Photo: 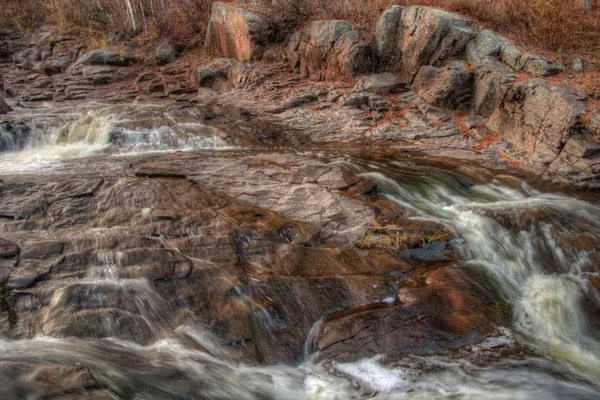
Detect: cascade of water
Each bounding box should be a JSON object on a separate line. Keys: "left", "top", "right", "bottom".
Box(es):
{"left": 0, "top": 125, "right": 16, "bottom": 152}
{"left": 2, "top": 149, "right": 600, "bottom": 398}
{"left": 0, "top": 104, "right": 237, "bottom": 173}
{"left": 355, "top": 160, "right": 600, "bottom": 378}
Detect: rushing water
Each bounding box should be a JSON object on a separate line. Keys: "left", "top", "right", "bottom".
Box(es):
{"left": 0, "top": 104, "right": 236, "bottom": 173}
{"left": 1, "top": 105, "right": 600, "bottom": 399}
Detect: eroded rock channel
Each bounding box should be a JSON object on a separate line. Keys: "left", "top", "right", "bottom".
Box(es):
{"left": 0, "top": 100, "right": 599, "bottom": 399}
{"left": 1, "top": 3, "right": 600, "bottom": 399}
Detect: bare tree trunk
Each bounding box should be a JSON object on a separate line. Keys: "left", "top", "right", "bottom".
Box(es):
{"left": 139, "top": 0, "right": 147, "bottom": 32}
{"left": 125, "top": 0, "right": 137, "bottom": 31}
{"left": 583, "top": 0, "right": 593, "bottom": 11}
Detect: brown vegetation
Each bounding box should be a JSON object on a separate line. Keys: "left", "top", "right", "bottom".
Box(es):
{"left": 251, "top": 0, "right": 599, "bottom": 60}
{"left": 355, "top": 225, "right": 450, "bottom": 252}
{"left": 0, "top": 0, "right": 214, "bottom": 47}
{"left": 0, "top": 0, "right": 599, "bottom": 60}
{"left": 397, "top": 0, "right": 600, "bottom": 59}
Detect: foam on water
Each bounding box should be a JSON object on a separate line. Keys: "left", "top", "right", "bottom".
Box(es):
{"left": 334, "top": 358, "right": 412, "bottom": 393}
{"left": 2, "top": 143, "right": 600, "bottom": 397}
{"left": 355, "top": 159, "right": 600, "bottom": 384}
{"left": 0, "top": 104, "right": 238, "bottom": 173}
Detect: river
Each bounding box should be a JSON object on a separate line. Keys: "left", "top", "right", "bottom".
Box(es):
{"left": 0, "top": 102, "right": 599, "bottom": 399}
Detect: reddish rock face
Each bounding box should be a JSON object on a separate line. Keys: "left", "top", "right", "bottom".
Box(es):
{"left": 204, "top": 2, "right": 268, "bottom": 61}
{"left": 315, "top": 264, "right": 500, "bottom": 361}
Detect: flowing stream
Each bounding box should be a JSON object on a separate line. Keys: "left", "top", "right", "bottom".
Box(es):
{"left": 1, "top": 104, "right": 600, "bottom": 399}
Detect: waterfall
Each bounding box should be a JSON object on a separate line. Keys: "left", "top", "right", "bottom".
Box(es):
{"left": 356, "top": 160, "right": 600, "bottom": 378}
{"left": 0, "top": 125, "right": 16, "bottom": 152}
{"left": 0, "top": 103, "right": 237, "bottom": 173}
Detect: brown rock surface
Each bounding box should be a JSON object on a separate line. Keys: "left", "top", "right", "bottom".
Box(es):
{"left": 205, "top": 2, "right": 268, "bottom": 61}
{"left": 316, "top": 265, "right": 500, "bottom": 361}
{"left": 0, "top": 149, "right": 503, "bottom": 367}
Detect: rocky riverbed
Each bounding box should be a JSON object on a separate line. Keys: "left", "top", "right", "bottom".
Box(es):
{"left": 1, "top": 2, "right": 600, "bottom": 399}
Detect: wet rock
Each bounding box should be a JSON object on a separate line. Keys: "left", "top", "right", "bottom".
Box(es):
{"left": 0, "top": 238, "right": 19, "bottom": 283}
{"left": 44, "top": 308, "right": 157, "bottom": 344}
{"left": 183, "top": 154, "right": 375, "bottom": 246}
{"left": 0, "top": 239, "right": 19, "bottom": 260}
{"left": 0, "top": 362, "right": 103, "bottom": 399}
{"left": 353, "top": 73, "right": 402, "bottom": 94}
{"left": 136, "top": 165, "right": 187, "bottom": 178}
{"left": 487, "top": 79, "right": 587, "bottom": 169}
{"left": 412, "top": 63, "right": 474, "bottom": 110}
{"left": 473, "top": 60, "right": 516, "bottom": 117}
{"left": 316, "top": 265, "right": 498, "bottom": 361}
{"left": 156, "top": 41, "right": 177, "bottom": 64}
{"left": 205, "top": 2, "right": 268, "bottom": 61}
{"left": 21, "top": 241, "right": 64, "bottom": 259}
{"left": 287, "top": 20, "right": 378, "bottom": 81}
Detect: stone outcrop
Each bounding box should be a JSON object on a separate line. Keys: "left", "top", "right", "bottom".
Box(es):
{"left": 369, "top": 5, "right": 595, "bottom": 185}
{"left": 155, "top": 41, "right": 177, "bottom": 64}
{"left": 375, "top": 6, "right": 475, "bottom": 82}
{"left": 412, "top": 62, "right": 474, "bottom": 110}
{"left": 472, "top": 60, "right": 515, "bottom": 117}
{"left": 10, "top": 30, "right": 79, "bottom": 76}
{"left": 286, "top": 20, "right": 377, "bottom": 81}
{"left": 196, "top": 57, "right": 237, "bottom": 88}
{"left": 487, "top": 79, "right": 587, "bottom": 168}
{"left": 205, "top": 2, "right": 268, "bottom": 61}
{"left": 375, "top": 5, "right": 404, "bottom": 65}
{"left": 0, "top": 4, "right": 598, "bottom": 188}
{"left": 466, "top": 29, "right": 504, "bottom": 66}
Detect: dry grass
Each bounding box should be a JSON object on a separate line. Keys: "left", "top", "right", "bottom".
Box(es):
{"left": 1, "top": 0, "right": 599, "bottom": 62}
{"left": 395, "top": 0, "right": 600, "bottom": 61}
{"left": 356, "top": 226, "right": 450, "bottom": 250}
{"left": 250, "top": 0, "right": 600, "bottom": 62}
{"left": 0, "top": 0, "right": 213, "bottom": 47}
